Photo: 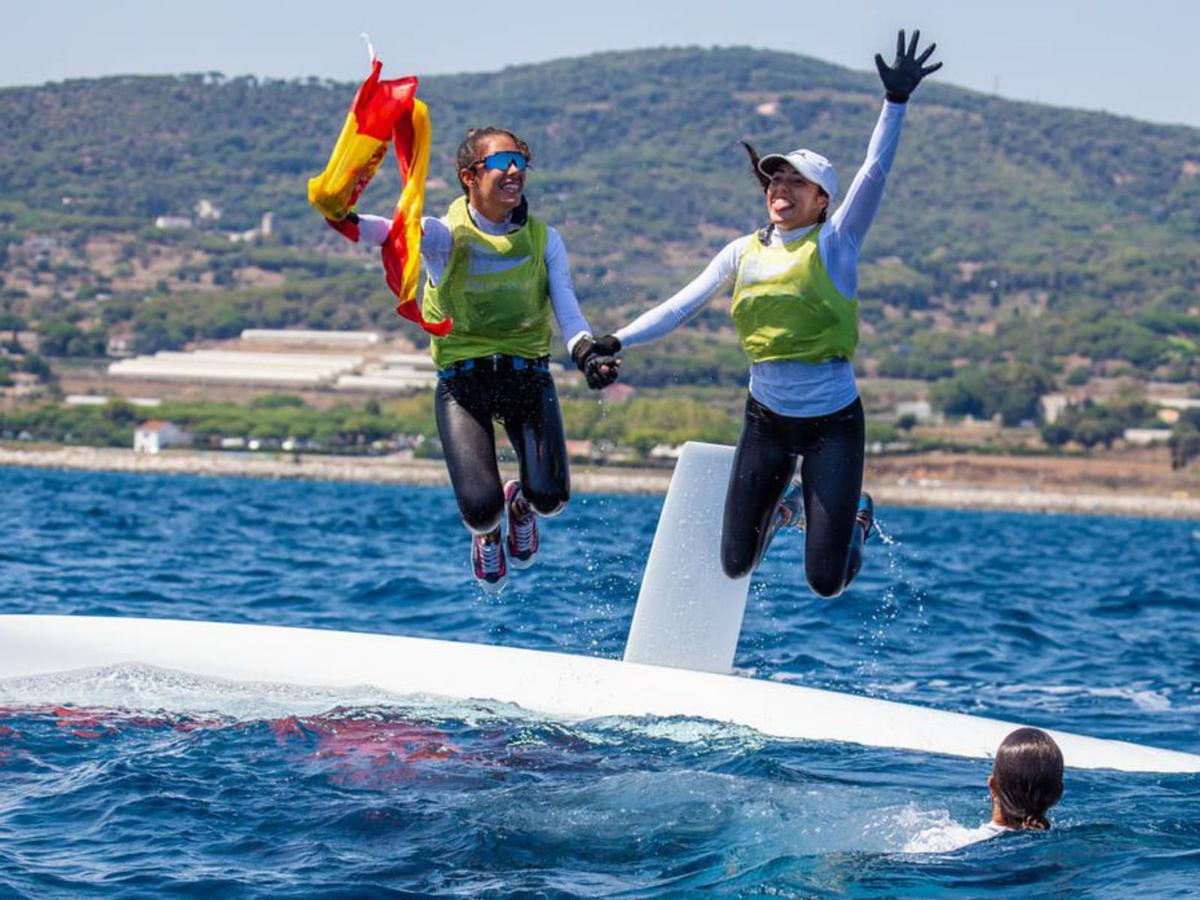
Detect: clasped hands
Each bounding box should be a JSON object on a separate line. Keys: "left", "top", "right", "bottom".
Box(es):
{"left": 572, "top": 334, "right": 622, "bottom": 390}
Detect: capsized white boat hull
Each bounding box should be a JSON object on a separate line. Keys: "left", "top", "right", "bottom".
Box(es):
{"left": 2, "top": 614, "right": 1197, "bottom": 773}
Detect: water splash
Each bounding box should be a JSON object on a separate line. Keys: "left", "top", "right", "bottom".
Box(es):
{"left": 855, "top": 513, "right": 929, "bottom": 689}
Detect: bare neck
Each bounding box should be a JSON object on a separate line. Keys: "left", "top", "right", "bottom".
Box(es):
{"left": 469, "top": 196, "right": 511, "bottom": 225}
{"left": 991, "top": 799, "right": 1009, "bottom": 828}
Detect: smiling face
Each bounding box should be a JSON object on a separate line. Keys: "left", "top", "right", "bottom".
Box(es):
{"left": 765, "top": 166, "right": 829, "bottom": 231}
{"left": 459, "top": 134, "right": 527, "bottom": 224}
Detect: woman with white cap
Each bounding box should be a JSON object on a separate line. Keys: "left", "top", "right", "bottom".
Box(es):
{"left": 595, "top": 31, "right": 941, "bottom": 596}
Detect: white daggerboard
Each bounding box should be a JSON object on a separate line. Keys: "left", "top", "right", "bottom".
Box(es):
{"left": 623, "top": 442, "right": 751, "bottom": 673}
{"left": 2, "top": 614, "right": 1199, "bottom": 773}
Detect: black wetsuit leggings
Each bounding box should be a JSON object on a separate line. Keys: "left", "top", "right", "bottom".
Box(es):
{"left": 435, "top": 366, "right": 570, "bottom": 535}
{"left": 722, "top": 395, "right": 866, "bottom": 597}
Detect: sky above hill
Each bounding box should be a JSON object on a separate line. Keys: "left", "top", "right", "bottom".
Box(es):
{"left": 7, "top": 0, "right": 1197, "bottom": 129}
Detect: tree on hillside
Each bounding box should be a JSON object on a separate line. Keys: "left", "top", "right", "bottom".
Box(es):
{"left": 1040, "top": 399, "right": 1128, "bottom": 450}
{"left": 1170, "top": 411, "right": 1200, "bottom": 469}
{"left": 35, "top": 318, "right": 106, "bottom": 358}
{"left": 931, "top": 366, "right": 988, "bottom": 419}
{"left": 0, "top": 311, "right": 24, "bottom": 339}
{"left": 931, "top": 362, "right": 1055, "bottom": 425}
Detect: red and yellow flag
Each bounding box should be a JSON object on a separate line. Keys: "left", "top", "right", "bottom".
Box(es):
{"left": 307, "top": 59, "right": 451, "bottom": 337}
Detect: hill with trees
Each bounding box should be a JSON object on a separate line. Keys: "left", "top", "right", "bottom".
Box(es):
{"left": 1, "top": 46, "right": 1197, "bottom": 452}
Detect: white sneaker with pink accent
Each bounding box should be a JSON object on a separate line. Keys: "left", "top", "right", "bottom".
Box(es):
{"left": 504, "top": 480, "right": 539, "bottom": 570}
{"left": 471, "top": 527, "right": 507, "bottom": 593}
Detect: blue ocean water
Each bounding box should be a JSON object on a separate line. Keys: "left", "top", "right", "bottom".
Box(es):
{"left": 1, "top": 465, "right": 1198, "bottom": 897}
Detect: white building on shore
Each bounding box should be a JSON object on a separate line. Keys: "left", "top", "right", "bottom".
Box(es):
{"left": 134, "top": 421, "right": 193, "bottom": 455}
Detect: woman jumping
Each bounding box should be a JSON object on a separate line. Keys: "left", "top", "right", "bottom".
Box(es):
{"left": 353, "top": 128, "right": 616, "bottom": 593}
{"left": 595, "top": 30, "right": 940, "bottom": 597}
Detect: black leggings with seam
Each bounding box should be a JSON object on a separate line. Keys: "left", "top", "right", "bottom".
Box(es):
{"left": 435, "top": 366, "right": 570, "bottom": 535}
{"left": 722, "top": 395, "right": 866, "bottom": 597}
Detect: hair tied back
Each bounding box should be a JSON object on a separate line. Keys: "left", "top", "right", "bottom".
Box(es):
{"left": 740, "top": 141, "right": 771, "bottom": 192}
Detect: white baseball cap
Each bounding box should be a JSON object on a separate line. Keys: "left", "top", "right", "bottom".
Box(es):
{"left": 757, "top": 149, "right": 837, "bottom": 200}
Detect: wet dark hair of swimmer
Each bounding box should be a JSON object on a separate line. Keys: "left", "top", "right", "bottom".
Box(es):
{"left": 990, "top": 727, "right": 1064, "bottom": 830}
{"left": 740, "top": 140, "right": 829, "bottom": 225}
{"left": 455, "top": 126, "right": 533, "bottom": 194}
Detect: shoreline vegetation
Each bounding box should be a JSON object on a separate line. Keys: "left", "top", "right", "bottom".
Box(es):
{"left": 4, "top": 445, "right": 1198, "bottom": 520}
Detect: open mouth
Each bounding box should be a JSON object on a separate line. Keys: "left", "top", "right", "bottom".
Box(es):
{"left": 771, "top": 197, "right": 794, "bottom": 214}
{"left": 499, "top": 177, "right": 523, "bottom": 197}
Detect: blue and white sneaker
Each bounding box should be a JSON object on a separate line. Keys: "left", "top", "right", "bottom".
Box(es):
{"left": 855, "top": 491, "right": 876, "bottom": 541}
{"left": 767, "top": 479, "right": 804, "bottom": 548}
{"left": 504, "top": 480, "right": 538, "bottom": 569}
{"left": 777, "top": 479, "right": 805, "bottom": 531}
{"left": 471, "top": 528, "right": 507, "bottom": 593}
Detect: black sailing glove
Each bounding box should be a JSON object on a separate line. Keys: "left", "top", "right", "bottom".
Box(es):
{"left": 571, "top": 336, "right": 621, "bottom": 390}
{"left": 875, "top": 29, "right": 942, "bottom": 103}
{"left": 591, "top": 334, "right": 621, "bottom": 356}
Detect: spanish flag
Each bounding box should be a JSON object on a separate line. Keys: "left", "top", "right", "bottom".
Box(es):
{"left": 307, "top": 59, "right": 451, "bottom": 337}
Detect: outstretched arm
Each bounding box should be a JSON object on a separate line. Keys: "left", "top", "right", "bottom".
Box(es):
{"left": 578, "top": 239, "right": 746, "bottom": 389}
{"left": 827, "top": 101, "right": 906, "bottom": 250}
{"left": 614, "top": 238, "right": 747, "bottom": 348}
{"left": 827, "top": 30, "right": 940, "bottom": 258}
{"left": 875, "top": 28, "right": 942, "bottom": 104}
{"left": 343, "top": 212, "right": 453, "bottom": 282}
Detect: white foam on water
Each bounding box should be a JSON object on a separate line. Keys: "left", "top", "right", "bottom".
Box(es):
{"left": 997, "top": 682, "right": 1173, "bottom": 712}
{"left": 482, "top": 771, "right": 1000, "bottom": 860}
{"left": 762, "top": 677, "right": 1174, "bottom": 714}
{"left": 891, "top": 806, "right": 1003, "bottom": 854}
{"left": 0, "top": 663, "right": 768, "bottom": 751}
{"left": 865, "top": 680, "right": 920, "bottom": 695}
{"left": 583, "top": 714, "right": 767, "bottom": 748}
{"left": 0, "top": 662, "right": 593, "bottom": 735}
{"left": 0, "top": 663, "right": 399, "bottom": 720}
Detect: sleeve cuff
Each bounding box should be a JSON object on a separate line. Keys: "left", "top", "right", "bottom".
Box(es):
{"left": 357, "top": 214, "right": 393, "bottom": 247}
{"left": 566, "top": 331, "right": 592, "bottom": 355}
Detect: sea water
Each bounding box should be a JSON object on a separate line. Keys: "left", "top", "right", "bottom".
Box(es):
{"left": 0, "top": 466, "right": 1197, "bottom": 897}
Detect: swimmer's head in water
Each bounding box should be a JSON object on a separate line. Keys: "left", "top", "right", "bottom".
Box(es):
{"left": 989, "top": 727, "right": 1064, "bottom": 830}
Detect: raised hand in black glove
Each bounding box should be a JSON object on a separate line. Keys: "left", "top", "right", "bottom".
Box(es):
{"left": 875, "top": 29, "right": 942, "bottom": 104}
{"left": 571, "top": 335, "right": 622, "bottom": 390}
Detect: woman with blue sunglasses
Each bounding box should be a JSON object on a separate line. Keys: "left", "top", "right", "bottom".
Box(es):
{"left": 593, "top": 31, "right": 940, "bottom": 598}
{"left": 353, "top": 126, "right": 617, "bottom": 593}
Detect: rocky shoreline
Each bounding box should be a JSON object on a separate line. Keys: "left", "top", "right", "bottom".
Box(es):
{"left": 3, "top": 445, "right": 1199, "bottom": 520}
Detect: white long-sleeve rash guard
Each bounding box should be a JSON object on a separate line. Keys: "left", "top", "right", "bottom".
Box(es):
{"left": 356, "top": 205, "right": 592, "bottom": 354}
{"left": 614, "top": 99, "right": 908, "bottom": 418}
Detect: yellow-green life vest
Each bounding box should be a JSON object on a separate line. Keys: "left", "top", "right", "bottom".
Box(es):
{"left": 422, "top": 196, "right": 551, "bottom": 368}
{"left": 730, "top": 225, "right": 858, "bottom": 364}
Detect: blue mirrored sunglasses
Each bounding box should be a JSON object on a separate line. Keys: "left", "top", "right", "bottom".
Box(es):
{"left": 474, "top": 151, "right": 529, "bottom": 172}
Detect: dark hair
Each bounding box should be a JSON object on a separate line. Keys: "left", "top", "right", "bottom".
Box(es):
{"left": 455, "top": 127, "right": 532, "bottom": 195}
{"left": 740, "top": 140, "right": 771, "bottom": 193}
{"left": 740, "top": 140, "right": 828, "bottom": 224}
{"left": 991, "top": 727, "right": 1064, "bottom": 830}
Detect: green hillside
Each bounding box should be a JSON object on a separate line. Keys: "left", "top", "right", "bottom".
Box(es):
{"left": 1, "top": 46, "right": 1198, "bottom": 386}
